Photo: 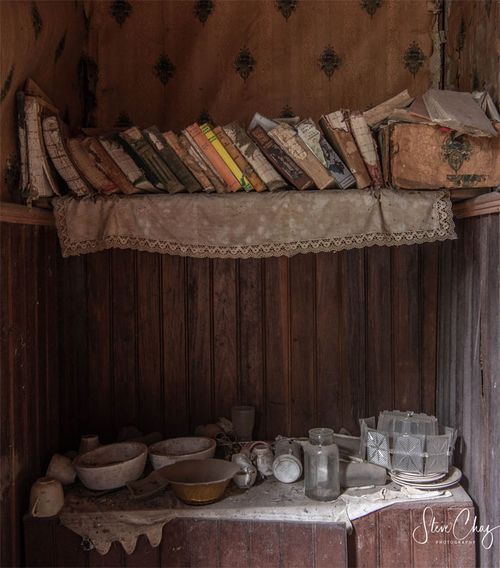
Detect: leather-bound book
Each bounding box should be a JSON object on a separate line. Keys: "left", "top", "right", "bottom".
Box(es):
{"left": 67, "top": 138, "right": 117, "bottom": 195}
{"left": 180, "top": 132, "right": 223, "bottom": 192}
{"left": 185, "top": 123, "right": 240, "bottom": 191}
{"left": 223, "top": 122, "right": 286, "bottom": 191}
{"left": 100, "top": 135, "right": 154, "bottom": 192}
{"left": 268, "top": 123, "right": 336, "bottom": 189}
{"left": 348, "top": 111, "right": 384, "bottom": 188}
{"left": 319, "top": 111, "right": 371, "bottom": 189}
{"left": 163, "top": 131, "right": 214, "bottom": 192}
{"left": 213, "top": 126, "right": 265, "bottom": 192}
{"left": 42, "top": 116, "right": 91, "bottom": 197}
{"left": 249, "top": 125, "right": 313, "bottom": 190}
{"left": 200, "top": 123, "right": 252, "bottom": 191}
{"left": 82, "top": 137, "right": 139, "bottom": 194}
{"left": 119, "top": 127, "right": 184, "bottom": 193}
{"left": 296, "top": 118, "right": 356, "bottom": 189}
{"left": 143, "top": 127, "right": 201, "bottom": 193}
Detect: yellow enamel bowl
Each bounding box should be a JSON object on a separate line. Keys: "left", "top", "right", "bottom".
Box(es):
{"left": 158, "top": 458, "right": 239, "bottom": 505}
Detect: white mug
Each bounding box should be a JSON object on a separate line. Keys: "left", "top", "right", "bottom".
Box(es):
{"left": 30, "top": 477, "right": 64, "bottom": 518}
{"left": 46, "top": 453, "right": 76, "bottom": 485}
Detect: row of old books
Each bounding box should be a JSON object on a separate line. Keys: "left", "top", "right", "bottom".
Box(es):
{"left": 17, "top": 81, "right": 499, "bottom": 203}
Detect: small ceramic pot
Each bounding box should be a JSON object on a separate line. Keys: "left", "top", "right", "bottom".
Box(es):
{"left": 233, "top": 466, "right": 257, "bottom": 489}
{"left": 46, "top": 453, "right": 76, "bottom": 485}
{"left": 30, "top": 477, "right": 64, "bottom": 518}
{"left": 78, "top": 434, "right": 100, "bottom": 454}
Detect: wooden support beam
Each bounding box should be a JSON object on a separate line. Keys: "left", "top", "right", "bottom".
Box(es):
{"left": 0, "top": 202, "right": 55, "bottom": 226}
{"left": 453, "top": 192, "right": 500, "bottom": 219}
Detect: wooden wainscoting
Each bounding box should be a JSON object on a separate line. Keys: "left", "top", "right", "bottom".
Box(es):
{"left": 58, "top": 243, "right": 440, "bottom": 450}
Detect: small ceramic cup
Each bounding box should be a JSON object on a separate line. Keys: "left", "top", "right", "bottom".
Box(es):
{"left": 78, "top": 434, "right": 100, "bottom": 454}
{"left": 231, "top": 406, "right": 255, "bottom": 441}
{"left": 46, "top": 453, "right": 76, "bottom": 485}
{"left": 29, "top": 477, "right": 64, "bottom": 518}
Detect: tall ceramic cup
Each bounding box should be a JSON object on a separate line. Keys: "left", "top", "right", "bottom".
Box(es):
{"left": 30, "top": 477, "right": 64, "bottom": 517}
{"left": 46, "top": 453, "right": 76, "bottom": 485}
{"left": 78, "top": 434, "right": 100, "bottom": 454}
{"left": 231, "top": 406, "right": 255, "bottom": 441}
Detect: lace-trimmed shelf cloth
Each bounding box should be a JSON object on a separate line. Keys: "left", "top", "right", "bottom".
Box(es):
{"left": 53, "top": 188, "right": 455, "bottom": 258}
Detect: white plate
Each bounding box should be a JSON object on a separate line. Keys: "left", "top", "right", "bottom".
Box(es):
{"left": 391, "top": 471, "right": 446, "bottom": 483}
{"left": 390, "top": 467, "right": 461, "bottom": 490}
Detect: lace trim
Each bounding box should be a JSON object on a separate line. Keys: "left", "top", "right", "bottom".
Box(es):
{"left": 54, "top": 192, "right": 456, "bottom": 258}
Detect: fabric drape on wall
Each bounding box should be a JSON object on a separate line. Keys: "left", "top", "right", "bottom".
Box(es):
{"left": 0, "top": 0, "right": 87, "bottom": 202}
{"left": 85, "top": 0, "right": 437, "bottom": 131}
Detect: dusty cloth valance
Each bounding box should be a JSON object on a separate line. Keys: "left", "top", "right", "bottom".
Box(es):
{"left": 53, "top": 189, "right": 455, "bottom": 258}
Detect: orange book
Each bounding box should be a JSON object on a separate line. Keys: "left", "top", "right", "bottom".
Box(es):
{"left": 185, "top": 123, "right": 241, "bottom": 192}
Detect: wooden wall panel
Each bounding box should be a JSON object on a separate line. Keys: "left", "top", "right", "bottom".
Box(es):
{"left": 60, "top": 244, "right": 440, "bottom": 443}
{"left": 0, "top": 223, "right": 61, "bottom": 567}
{"left": 437, "top": 214, "right": 500, "bottom": 568}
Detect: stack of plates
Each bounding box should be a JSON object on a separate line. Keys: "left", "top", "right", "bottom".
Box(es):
{"left": 390, "top": 466, "right": 461, "bottom": 489}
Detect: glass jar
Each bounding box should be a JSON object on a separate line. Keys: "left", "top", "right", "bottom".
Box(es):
{"left": 303, "top": 428, "right": 340, "bottom": 501}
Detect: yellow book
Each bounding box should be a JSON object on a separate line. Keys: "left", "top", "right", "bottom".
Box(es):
{"left": 200, "top": 123, "right": 253, "bottom": 191}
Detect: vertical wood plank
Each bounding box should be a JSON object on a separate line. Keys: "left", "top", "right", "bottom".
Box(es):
{"left": 212, "top": 259, "right": 238, "bottom": 421}
{"left": 136, "top": 252, "right": 163, "bottom": 434}
{"left": 186, "top": 258, "right": 213, "bottom": 432}
{"left": 314, "top": 523, "right": 347, "bottom": 568}
{"left": 446, "top": 507, "right": 476, "bottom": 568}
{"left": 86, "top": 251, "right": 113, "bottom": 442}
{"left": 280, "top": 523, "right": 314, "bottom": 568}
{"left": 378, "top": 509, "right": 412, "bottom": 568}
{"left": 238, "top": 259, "right": 265, "bottom": 438}
{"left": 249, "top": 521, "right": 280, "bottom": 567}
{"left": 88, "top": 543, "right": 123, "bottom": 567}
{"left": 54, "top": 523, "right": 88, "bottom": 567}
{"left": 392, "top": 246, "right": 421, "bottom": 411}
{"left": 185, "top": 519, "right": 218, "bottom": 567}
{"left": 289, "top": 254, "right": 316, "bottom": 436}
{"left": 161, "top": 518, "right": 189, "bottom": 567}
{"left": 339, "top": 249, "right": 366, "bottom": 433}
{"left": 263, "top": 257, "right": 290, "bottom": 437}
{"left": 111, "top": 249, "right": 137, "bottom": 432}
{"left": 1, "top": 223, "right": 14, "bottom": 568}
{"left": 348, "top": 515, "right": 377, "bottom": 568}
{"left": 412, "top": 507, "right": 448, "bottom": 568}
{"left": 420, "top": 243, "right": 439, "bottom": 415}
{"left": 162, "top": 255, "right": 189, "bottom": 436}
{"left": 366, "top": 247, "right": 393, "bottom": 418}
{"left": 23, "top": 516, "right": 57, "bottom": 568}
{"left": 315, "top": 253, "right": 342, "bottom": 431}
{"left": 218, "top": 520, "right": 250, "bottom": 568}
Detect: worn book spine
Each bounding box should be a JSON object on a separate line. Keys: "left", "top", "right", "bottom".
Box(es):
{"left": 179, "top": 132, "right": 223, "bottom": 193}
{"left": 100, "top": 135, "right": 153, "bottom": 192}
{"left": 164, "top": 131, "right": 214, "bottom": 192}
{"left": 84, "top": 137, "right": 140, "bottom": 195}
{"left": 223, "top": 122, "right": 286, "bottom": 191}
{"left": 319, "top": 113, "right": 371, "bottom": 189}
{"left": 143, "top": 127, "right": 201, "bottom": 193}
{"left": 213, "top": 126, "right": 265, "bottom": 192}
{"left": 348, "top": 111, "right": 384, "bottom": 188}
{"left": 67, "top": 138, "right": 116, "bottom": 194}
{"left": 249, "top": 125, "right": 314, "bottom": 190}
{"left": 23, "top": 96, "right": 60, "bottom": 201}
{"left": 186, "top": 123, "right": 240, "bottom": 192}
{"left": 363, "top": 89, "right": 413, "bottom": 128}
{"left": 16, "top": 91, "right": 30, "bottom": 198}
{"left": 42, "top": 116, "right": 91, "bottom": 197}
{"left": 201, "top": 123, "right": 252, "bottom": 191}
{"left": 268, "top": 123, "right": 336, "bottom": 190}
{"left": 120, "top": 127, "right": 184, "bottom": 193}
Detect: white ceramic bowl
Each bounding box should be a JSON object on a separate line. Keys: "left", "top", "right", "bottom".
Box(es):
{"left": 74, "top": 442, "right": 147, "bottom": 490}
{"left": 149, "top": 437, "right": 216, "bottom": 470}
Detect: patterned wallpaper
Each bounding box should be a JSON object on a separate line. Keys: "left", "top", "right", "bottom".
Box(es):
{"left": 0, "top": 0, "right": 87, "bottom": 202}
{"left": 1, "top": 0, "right": 440, "bottom": 202}
{"left": 85, "top": 0, "right": 437, "bottom": 131}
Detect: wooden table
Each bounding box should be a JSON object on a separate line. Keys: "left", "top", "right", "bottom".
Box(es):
{"left": 24, "top": 485, "right": 475, "bottom": 567}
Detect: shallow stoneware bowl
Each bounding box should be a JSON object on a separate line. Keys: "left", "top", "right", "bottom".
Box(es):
{"left": 149, "top": 437, "right": 216, "bottom": 470}
{"left": 74, "top": 442, "right": 147, "bottom": 491}
{"left": 158, "top": 458, "right": 239, "bottom": 505}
